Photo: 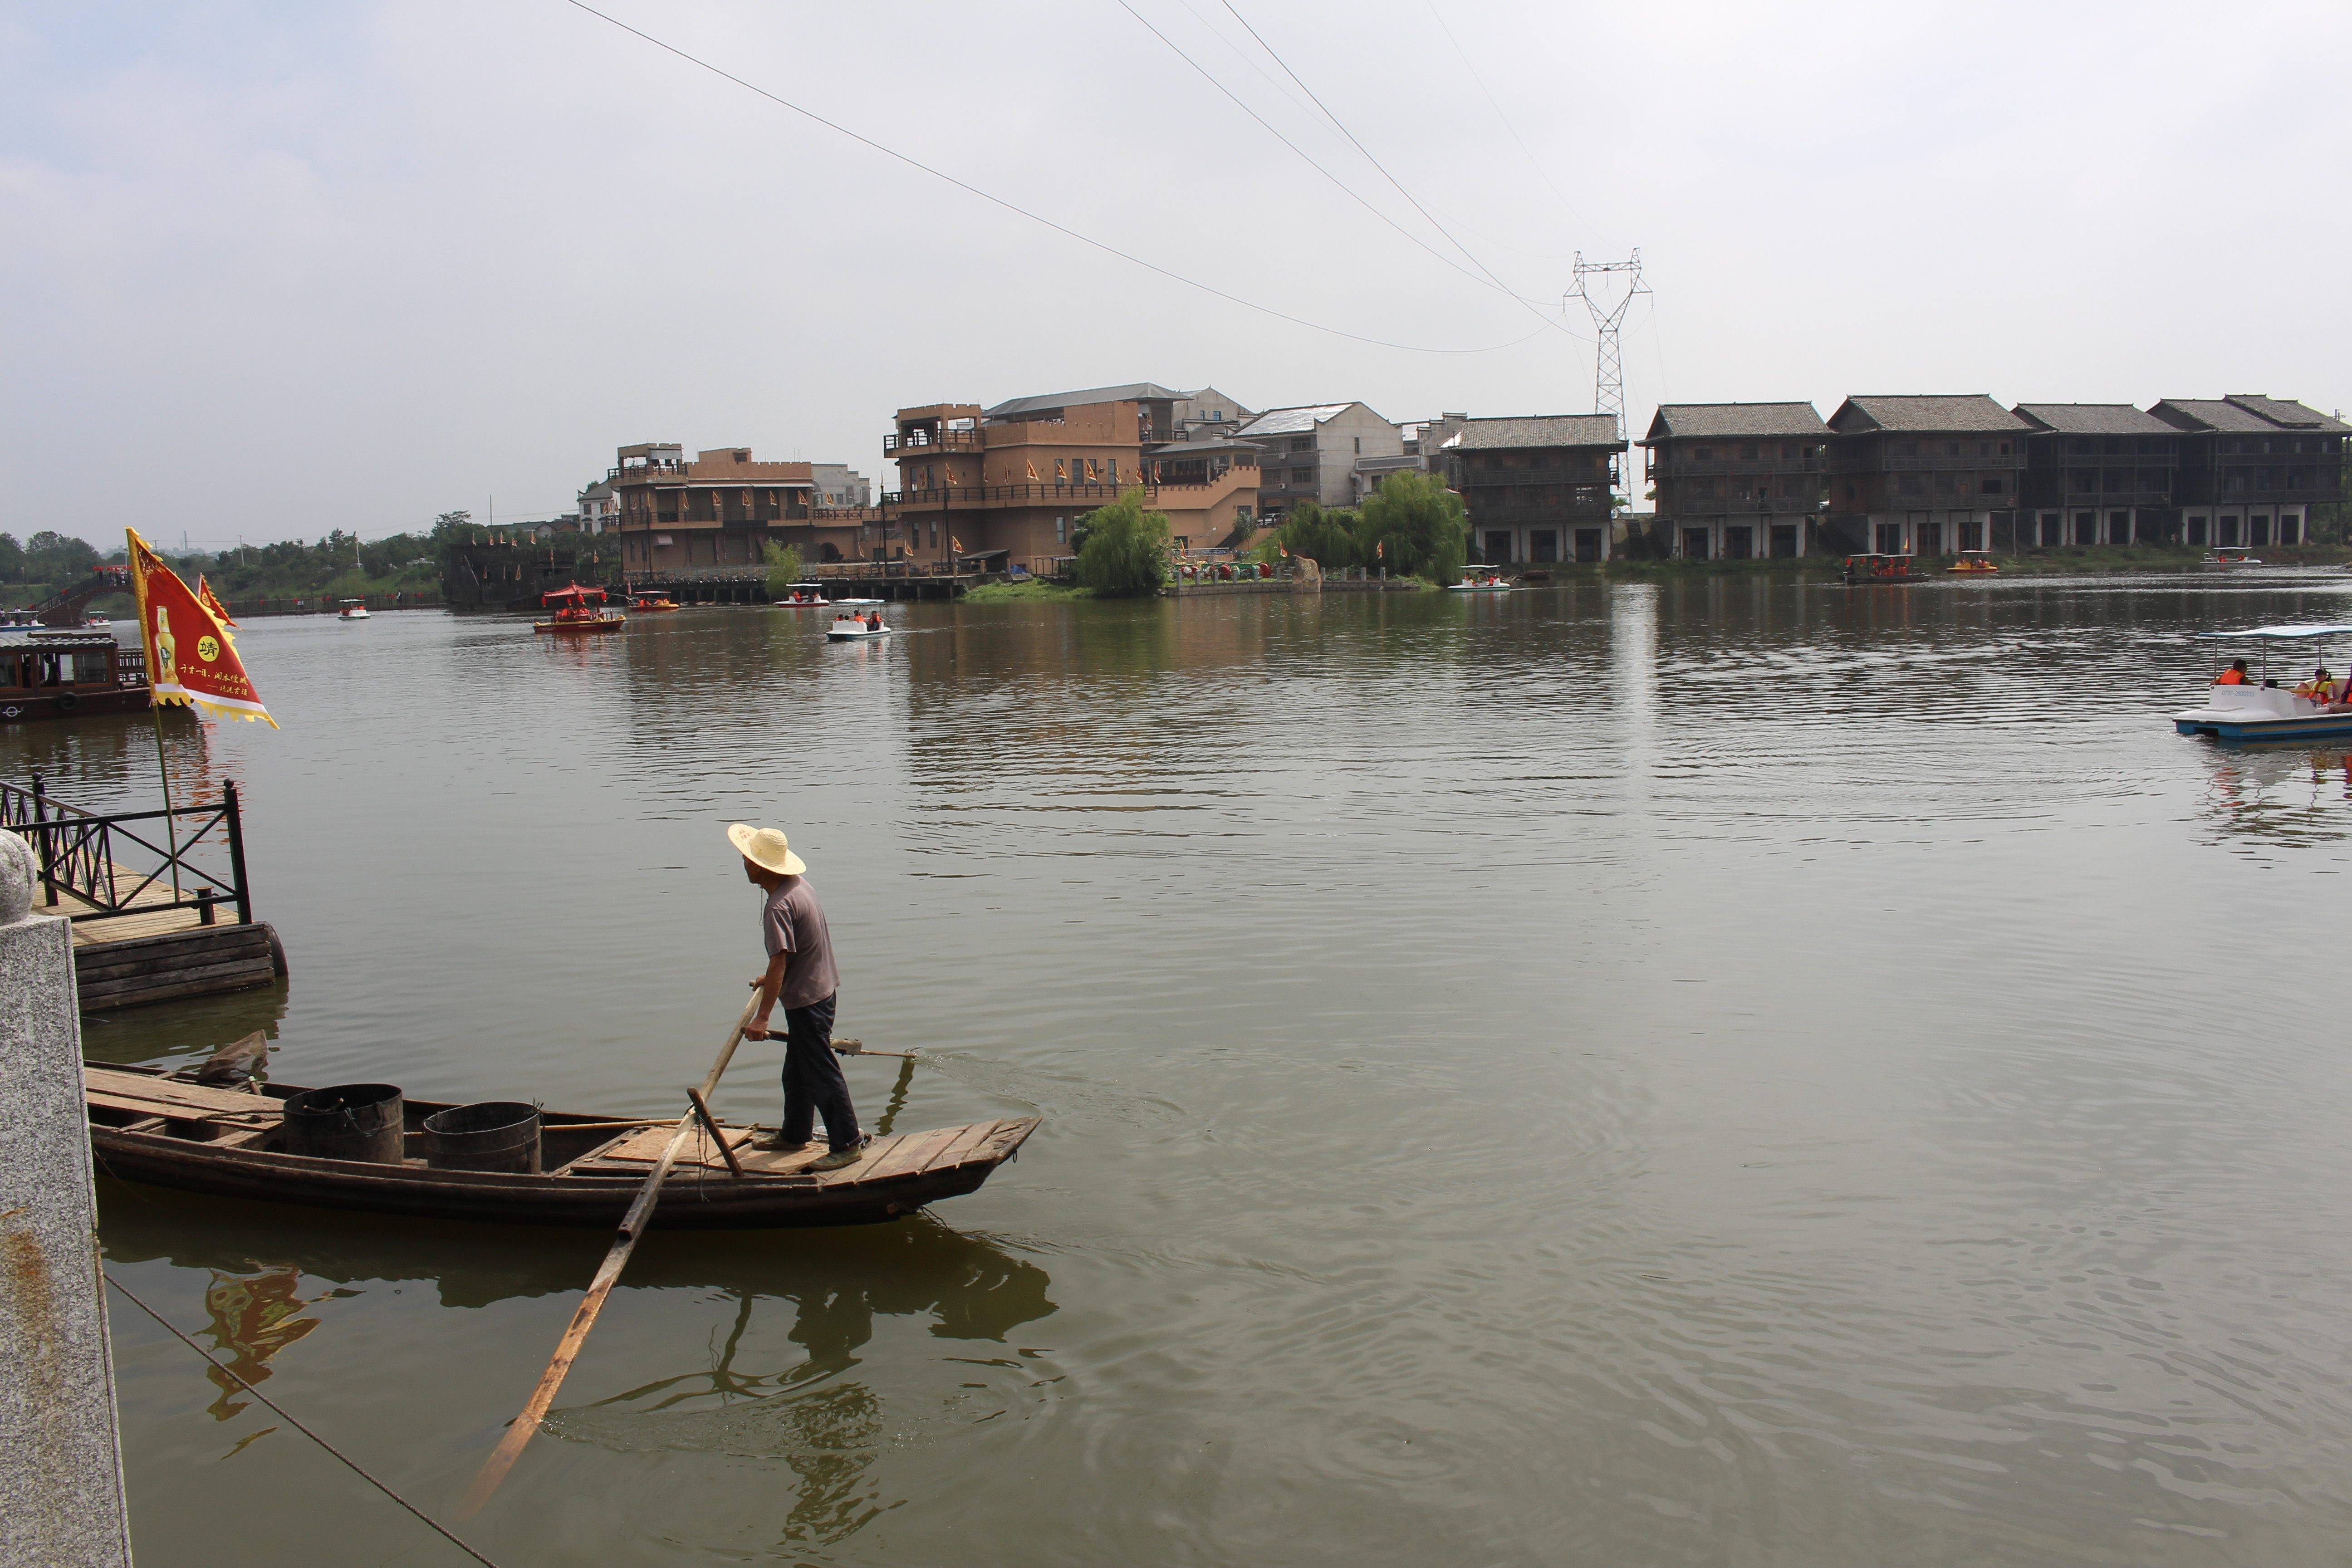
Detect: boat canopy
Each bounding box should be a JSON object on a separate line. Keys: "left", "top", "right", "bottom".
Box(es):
{"left": 540, "top": 584, "right": 608, "bottom": 607}
{"left": 2195, "top": 624, "right": 2352, "bottom": 641}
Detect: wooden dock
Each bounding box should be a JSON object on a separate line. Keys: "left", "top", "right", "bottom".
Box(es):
{"left": 6, "top": 777, "right": 285, "bottom": 1012}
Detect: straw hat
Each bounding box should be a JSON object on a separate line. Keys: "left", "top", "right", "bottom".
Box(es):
{"left": 727, "top": 823, "right": 806, "bottom": 877}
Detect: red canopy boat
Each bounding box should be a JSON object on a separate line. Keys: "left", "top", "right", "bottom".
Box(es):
{"left": 534, "top": 584, "right": 625, "bottom": 635}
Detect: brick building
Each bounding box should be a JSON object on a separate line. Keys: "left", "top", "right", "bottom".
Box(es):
{"left": 607, "top": 443, "right": 874, "bottom": 575}
{"left": 884, "top": 383, "right": 1262, "bottom": 568}
{"left": 1641, "top": 402, "right": 1829, "bottom": 559}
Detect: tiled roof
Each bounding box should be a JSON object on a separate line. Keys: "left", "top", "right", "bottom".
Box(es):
{"left": 2149, "top": 399, "right": 2284, "bottom": 434}
{"left": 2011, "top": 403, "right": 2177, "bottom": 436}
{"left": 985, "top": 382, "right": 1186, "bottom": 420}
{"left": 1233, "top": 403, "right": 1358, "bottom": 438}
{"left": 1831, "top": 395, "right": 2029, "bottom": 434}
{"left": 2224, "top": 395, "right": 2352, "bottom": 433}
{"left": 1643, "top": 402, "right": 1827, "bottom": 441}
{"left": 1440, "top": 414, "right": 1621, "bottom": 450}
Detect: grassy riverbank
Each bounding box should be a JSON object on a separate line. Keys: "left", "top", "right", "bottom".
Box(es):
{"left": 963, "top": 580, "right": 1095, "bottom": 603}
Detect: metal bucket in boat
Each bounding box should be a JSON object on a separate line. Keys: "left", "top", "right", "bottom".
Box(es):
{"left": 421, "top": 1101, "right": 542, "bottom": 1174}
{"left": 280, "top": 1083, "right": 406, "bottom": 1165}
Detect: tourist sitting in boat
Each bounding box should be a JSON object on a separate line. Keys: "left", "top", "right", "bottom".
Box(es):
{"left": 863, "top": 612, "right": 881, "bottom": 630}
{"left": 2296, "top": 667, "right": 2337, "bottom": 703}
{"left": 2215, "top": 659, "right": 2250, "bottom": 686}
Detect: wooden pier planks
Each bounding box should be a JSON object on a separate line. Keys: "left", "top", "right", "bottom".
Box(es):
{"left": 74, "top": 922, "right": 280, "bottom": 1011}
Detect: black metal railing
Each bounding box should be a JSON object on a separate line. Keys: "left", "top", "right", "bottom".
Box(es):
{"left": 0, "top": 774, "right": 251, "bottom": 927}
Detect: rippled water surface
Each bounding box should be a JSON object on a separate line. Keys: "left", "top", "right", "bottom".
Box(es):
{"left": 43, "top": 573, "right": 2352, "bottom": 1565}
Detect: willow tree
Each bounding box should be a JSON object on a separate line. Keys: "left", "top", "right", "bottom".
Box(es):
{"left": 1357, "top": 470, "right": 1467, "bottom": 585}
{"left": 1075, "top": 487, "right": 1173, "bottom": 598}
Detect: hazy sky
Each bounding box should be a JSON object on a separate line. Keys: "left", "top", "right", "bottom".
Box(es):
{"left": 5, "top": 0, "right": 2347, "bottom": 549}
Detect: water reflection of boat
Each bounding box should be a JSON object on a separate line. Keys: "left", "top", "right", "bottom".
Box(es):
{"left": 86, "top": 1062, "right": 1035, "bottom": 1229}
{"left": 2174, "top": 623, "right": 2352, "bottom": 742}
{"left": 99, "top": 1183, "right": 1055, "bottom": 1333}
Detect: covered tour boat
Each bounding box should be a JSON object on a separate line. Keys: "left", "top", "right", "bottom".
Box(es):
{"left": 1842, "top": 553, "right": 1927, "bottom": 584}
{"left": 337, "top": 599, "right": 370, "bottom": 620}
{"left": 774, "top": 583, "right": 830, "bottom": 607}
{"left": 1946, "top": 552, "right": 1999, "bottom": 575}
{"left": 534, "top": 584, "right": 625, "bottom": 635}
{"left": 1450, "top": 569, "right": 1514, "bottom": 592}
{"left": 0, "top": 628, "right": 147, "bottom": 721}
{"left": 83, "top": 1061, "right": 1035, "bottom": 1230}
{"left": 827, "top": 612, "right": 891, "bottom": 641}
{"left": 629, "top": 594, "right": 680, "bottom": 612}
{"left": 2173, "top": 623, "right": 2352, "bottom": 742}
{"left": 2202, "top": 549, "right": 2262, "bottom": 568}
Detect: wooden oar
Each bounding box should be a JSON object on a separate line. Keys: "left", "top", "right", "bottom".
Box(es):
{"left": 457, "top": 990, "right": 762, "bottom": 1518}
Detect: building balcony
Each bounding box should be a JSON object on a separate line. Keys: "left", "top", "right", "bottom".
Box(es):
{"left": 1463, "top": 499, "right": 1613, "bottom": 526}
{"left": 884, "top": 429, "right": 983, "bottom": 455}
{"left": 1826, "top": 452, "right": 2028, "bottom": 474}
{"left": 1449, "top": 462, "right": 1617, "bottom": 486}
{"left": 882, "top": 481, "right": 1145, "bottom": 510}
{"left": 1646, "top": 455, "right": 1820, "bottom": 478}
{"left": 1666, "top": 495, "right": 1828, "bottom": 517}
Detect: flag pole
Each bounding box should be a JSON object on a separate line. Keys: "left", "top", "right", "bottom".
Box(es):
{"left": 128, "top": 531, "right": 181, "bottom": 897}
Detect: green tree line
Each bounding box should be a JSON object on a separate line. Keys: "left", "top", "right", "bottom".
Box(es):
{"left": 1252, "top": 471, "right": 1469, "bottom": 584}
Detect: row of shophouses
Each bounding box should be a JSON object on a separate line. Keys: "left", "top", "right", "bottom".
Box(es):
{"left": 575, "top": 385, "right": 2347, "bottom": 578}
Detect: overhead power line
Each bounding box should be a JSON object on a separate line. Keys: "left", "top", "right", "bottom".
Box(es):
{"left": 558, "top": 0, "right": 1544, "bottom": 356}
{"left": 1421, "top": 0, "right": 1613, "bottom": 248}
{"left": 1216, "top": 0, "right": 1566, "bottom": 341}
{"left": 1115, "top": 0, "right": 1557, "bottom": 309}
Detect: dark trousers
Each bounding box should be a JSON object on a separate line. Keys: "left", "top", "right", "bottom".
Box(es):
{"left": 780, "top": 993, "right": 858, "bottom": 1151}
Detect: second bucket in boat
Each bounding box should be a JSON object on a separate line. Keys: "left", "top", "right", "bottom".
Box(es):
{"left": 421, "top": 1101, "right": 543, "bottom": 1174}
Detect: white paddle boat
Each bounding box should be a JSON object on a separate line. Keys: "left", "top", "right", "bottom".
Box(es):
{"left": 1449, "top": 570, "right": 1513, "bottom": 592}
{"left": 826, "top": 613, "right": 891, "bottom": 642}
{"left": 2174, "top": 623, "right": 2352, "bottom": 742}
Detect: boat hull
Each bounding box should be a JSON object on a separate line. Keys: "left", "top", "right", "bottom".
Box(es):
{"left": 86, "top": 1064, "right": 1036, "bottom": 1230}
{"left": 826, "top": 627, "right": 891, "bottom": 641}
{"left": 0, "top": 686, "right": 151, "bottom": 722}
{"left": 2173, "top": 710, "right": 2352, "bottom": 742}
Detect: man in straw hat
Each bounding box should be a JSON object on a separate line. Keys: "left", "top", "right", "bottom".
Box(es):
{"left": 730, "top": 823, "right": 867, "bottom": 1169}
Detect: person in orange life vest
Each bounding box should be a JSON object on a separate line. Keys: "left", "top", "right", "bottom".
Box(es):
{"left": 2296, "top": 666, "right": 2336, "bottom": 703}
{"left": 2214, "top": 659, "right": 2250, "bottom": 686}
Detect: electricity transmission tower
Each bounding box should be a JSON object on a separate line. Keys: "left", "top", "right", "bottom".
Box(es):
{"left": 1566, "top": 250, "right": 1649, "bottom": 438}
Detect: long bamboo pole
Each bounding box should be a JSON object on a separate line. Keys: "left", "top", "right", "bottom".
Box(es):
{"left": 457, "top": 990, "right": 762, "bottom": 1518}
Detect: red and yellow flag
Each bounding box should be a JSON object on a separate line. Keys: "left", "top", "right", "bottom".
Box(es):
{"left": 127, "top": 529, "right": 275, "bottom": 727}
{"left": 195, "top": 574, "right": 237, "bottom": 627}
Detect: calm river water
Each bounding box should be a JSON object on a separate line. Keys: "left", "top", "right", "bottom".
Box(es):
{"left": 36, "top": 573, "right": 2352, "bottom": 1565}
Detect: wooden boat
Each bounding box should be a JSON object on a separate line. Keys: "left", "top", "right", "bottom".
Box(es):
{"left": 0, "top": 628, "right": 148, "bottom": 721}
{"left": 84, "top": 1061, "right": 1038, "bottom": 1230}
{"left": 1841, "top": 553, "right": 1926, "bottom": 585}
{"left": 534, "top": 584, "right": 625, "bottom": 635}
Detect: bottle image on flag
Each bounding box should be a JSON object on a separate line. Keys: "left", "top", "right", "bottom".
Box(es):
{"left": 127, "top": 528, "right": 276, "bottom": 727}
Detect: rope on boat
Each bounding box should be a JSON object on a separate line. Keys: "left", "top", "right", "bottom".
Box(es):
{"left": 104, "top": 1271, "right": 508, "bottom": 1568}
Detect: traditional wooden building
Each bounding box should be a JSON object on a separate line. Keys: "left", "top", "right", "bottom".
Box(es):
{"left": 1434, "top": 415, "right": 1621, "bottom": 565}
{"left": 1640, "top": 402, "right": 1829, "bottom": 559}
{"left": 2147, "top": 396, "right": 2349, "bottom": 549}
{"left": 2011, "top": 405, "right": 2179, "bottom": 546}
{"left": 1824, "top": 396, "right": 2029, "bottom": 557}
{"left": 885, "top": 384, "right": 1262, "bottom": 569}
{"left": 606, "top": 443, "right": 873, "bottom": 575}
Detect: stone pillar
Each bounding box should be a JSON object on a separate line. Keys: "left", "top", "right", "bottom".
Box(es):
{"left": 0, "top": 831, "right": 133, "bottom": 1568}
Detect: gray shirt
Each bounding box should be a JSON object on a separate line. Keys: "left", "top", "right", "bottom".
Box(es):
{"left": 761, "top": 875, "right": 839, "bottom": 1009}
